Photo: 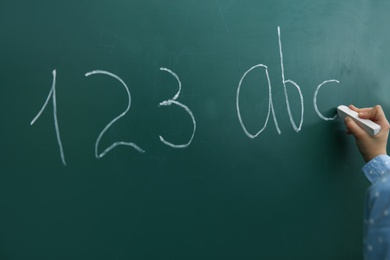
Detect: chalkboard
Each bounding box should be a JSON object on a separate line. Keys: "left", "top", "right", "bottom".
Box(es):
{"left": 1, "top": 1, "right": 390, "bottom": 259}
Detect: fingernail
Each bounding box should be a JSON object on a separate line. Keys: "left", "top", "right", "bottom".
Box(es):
{"left": 359, "top": 112, "right": 367, "bottom": 116}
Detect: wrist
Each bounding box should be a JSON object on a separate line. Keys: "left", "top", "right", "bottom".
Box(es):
{"left": 363, "top": 151, "right": 387, "bottom": 162}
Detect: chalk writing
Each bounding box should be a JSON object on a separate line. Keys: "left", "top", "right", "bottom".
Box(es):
{"left": 30, "top": 26, "right": 341, "bottom": 165}
{"left": 278, "top": 26, "right": 304, "bottom": 132}
{"left": 85, "top": 70, "right": 145, "bottom": 158}
{"left": 31, "top": 70, "right": 67, "bottom": 166}
{"left": 314, "top": 79, "right": 340, "bottom": 121}
{"left": 236, "top": 26, "right": 339, "bottom": 138}
{"left": 159, "top": 68, "right": 196, "bottom": 148}
{"left": 236, "top": 64, "right": 281, "bottom": 138}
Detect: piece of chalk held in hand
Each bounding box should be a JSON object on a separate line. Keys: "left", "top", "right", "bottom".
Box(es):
{"left": 337, "top": 105, "right": 381, "bottom": 136}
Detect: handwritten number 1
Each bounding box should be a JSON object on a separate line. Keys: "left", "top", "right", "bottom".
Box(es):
{"left": 85, "top": 70, "right": 145, "bottom": 158}
{"left": 31, "top": 69, "right": 67, "bottom": 166}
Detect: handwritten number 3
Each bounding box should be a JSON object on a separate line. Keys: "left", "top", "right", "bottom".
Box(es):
{"left": 85, "top": 70, "right": 145, "bottom": 158}
{"left": 32, "top": 68, "right": 194, "bottom": 165}
{"left": 159, "top": 68, "right": 196, "bottom": 148}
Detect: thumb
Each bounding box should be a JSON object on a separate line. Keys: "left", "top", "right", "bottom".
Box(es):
{"left": 344, "top": 116, "right": 367, "bottom": 139}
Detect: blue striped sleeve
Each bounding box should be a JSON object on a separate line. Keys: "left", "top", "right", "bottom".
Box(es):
{"left": 361, "top": 155, "right": 390, "bottom": 259}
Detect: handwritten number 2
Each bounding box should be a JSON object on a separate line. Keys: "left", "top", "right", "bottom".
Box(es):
{"left": 85, "top": 70, "right": 145, "bottom": 158}
{"left": 31, "top": 70, "right": 67, "bottom": 165}
{"left": 158, "top": 68, "right": 196, "bottom": 148}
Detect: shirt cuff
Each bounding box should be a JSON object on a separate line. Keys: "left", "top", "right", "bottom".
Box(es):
{"left": 362, "top": 155, "right": 390, "bottom": 183}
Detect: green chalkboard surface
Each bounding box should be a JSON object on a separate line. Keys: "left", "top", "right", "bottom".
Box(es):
{"left": 1, "top": 1, "right": 390, "bottom": 259}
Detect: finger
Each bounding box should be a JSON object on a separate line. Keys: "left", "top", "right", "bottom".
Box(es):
{"left": 367, "top": 105, "right": 384, "bottom": 121}
{"left": 349, "top": 105, "right": 389, "bottom": 128}
{"left": 344, "top": 116, "right": 367, "bottom": 139}
{"left": 348, "top": 104, "right": 360, "bottom": 112}
{"left": 348, "top": 104, "right": 373, "bottom": 115}
{"left": 359, "top": 105, "right": 388, "bottom": 126}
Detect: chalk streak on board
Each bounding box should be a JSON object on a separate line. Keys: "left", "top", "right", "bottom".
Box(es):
{"left": 236, "top": 64, "right": 281, "bottom": 138}
{"left": 218, "top": 4, "right": 231, "bottom": 37}
{"left": 314, "top": 79, "right": 340, "bottom": 121}
{"left": 278, "top": 26, "right": 304, "bottom": 132}
{"left": 85, "top": 70, "right": 145, "bottom": 158}
{"left": 30, "top": 70, "right": 67, "bottom": 166}
{"left": 159, "top": 67, "right": 196, "bottom": 148}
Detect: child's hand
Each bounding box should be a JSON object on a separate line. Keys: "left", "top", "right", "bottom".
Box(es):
{"left": 344, "top": 105, "right": 390, "bottom": 162}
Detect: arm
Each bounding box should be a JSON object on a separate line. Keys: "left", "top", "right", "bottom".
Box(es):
{"left": 343, "top": 105, "right": 390, "bottom": 258}
{"left": 363, "top": 159, "right": 390, "bottom": 258}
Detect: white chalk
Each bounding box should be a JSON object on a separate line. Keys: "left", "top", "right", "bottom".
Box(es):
{"left": 337, "top": 105, "right": 381, "bottom": 136}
